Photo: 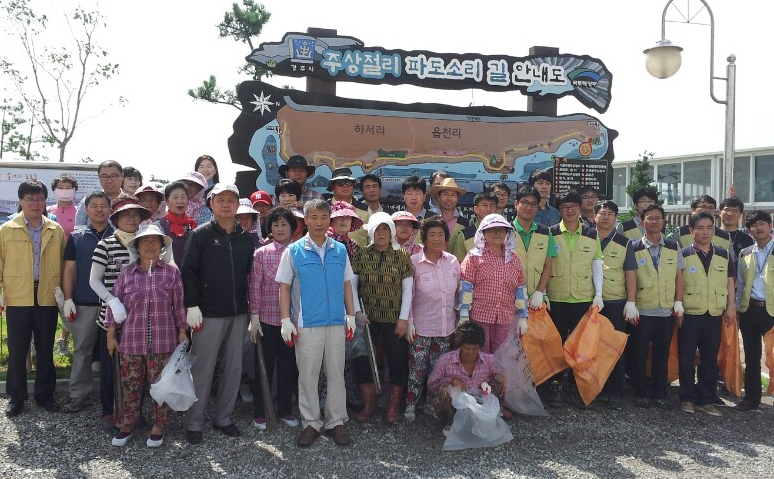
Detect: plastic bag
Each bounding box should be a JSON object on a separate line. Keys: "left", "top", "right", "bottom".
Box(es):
{"left": 717, "top": 315, "right": 742, "bottom": 397}
{"left": 345, "top": 321, "right": 367, "bottom": 360}
{"left": 442, "top": 387, "right": 513, "bottom": 451}
{"left": 522, "top": 305, "right": 568, "bottom": 385}
{"left": 563, "top": 307, "right": 627, "bottom": 406}
{"left": 150, "top": 341, "right": 197, "bottom": 411}
{"left": 494, "top": 323, "right": 547, "bottom": 416}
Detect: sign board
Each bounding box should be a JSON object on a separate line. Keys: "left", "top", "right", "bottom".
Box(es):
{"left": 246, "top": 32, "right": 613, "bottom": 113}
{"left": 0, "top": 162, "right": 99, "bottom": 225}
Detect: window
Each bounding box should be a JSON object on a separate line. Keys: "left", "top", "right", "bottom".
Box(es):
{"left": 656, "top": 163, "right": 681, "bottom": 206}
{"left": 682, "top": 160, "right": 712, "bottom": 204}
{"left": 612, "top": 167, "right": 628, "bottom": 208}
{"left": 733, "top": 156, "right": 750, "bottom": 202}
{"left": 754, "top": 154, "right": 774, "bottom": 202}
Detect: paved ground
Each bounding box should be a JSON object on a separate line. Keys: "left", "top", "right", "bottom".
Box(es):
{"left": 0, "top": 384, "right": 772, "bottom": 479}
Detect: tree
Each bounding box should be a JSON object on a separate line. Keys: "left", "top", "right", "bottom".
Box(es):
{"left": 626, "top": 150, "right": 661, "bottom": 208}
{"left": 0, "top": 0, "right": 122, "bottom": 162}
{"left": 187, "top": 0, "right": 271, "bottom": 110}
{"left": 0, "top": 97, "right": 25, "bottom": 159}
{"left": 149, "top": 174, "right": 170, "bottom": 190}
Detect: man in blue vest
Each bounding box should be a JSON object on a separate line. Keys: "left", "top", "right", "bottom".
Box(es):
{"left": 276, "top": 199, "right": 356, "bottom": 447}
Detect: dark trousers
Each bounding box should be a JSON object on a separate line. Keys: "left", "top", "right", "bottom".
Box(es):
{"left": 250, "top": 323, "right": 297, "bottom": 418}
{"left": 678, "top": 313, "right": 721, "bottom": 405}
{"left": 547, "top": 300, "right": 590, "bottom": 385}
{"left": 739, "top": 304, "right": 774, "bottom": 407}
{"left": 354, "top": 321, "right": 408, "bottom": 386}
{"left": 5, "top": 303, "right": 58, "bottom": 404}
{"left": 633, "top": 315, "right": 675, "bottom": 399}
{"left": 603, "top": 301, "right": 627, "bottom": 398}
{"left": 99, "top": 327, "right": 114, "bottom": 417}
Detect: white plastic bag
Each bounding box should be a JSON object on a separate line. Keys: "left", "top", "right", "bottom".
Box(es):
{"left": 494, "top": 324, "right": 549, "bottom": 416}
{"left": 150, "top": 341, "right": 197, "bottom": 411}
{"left": 442, "top": 387, "right": 513, "bottom": 451}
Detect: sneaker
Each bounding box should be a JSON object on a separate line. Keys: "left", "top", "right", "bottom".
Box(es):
{"left": 404, "top": 406, "right": 416, "bottom": 422}
{"left": 253, "top": 418, "right": 267, "bottom": 431}
{"left": 63, "top": 396, "right": 92, "bottom": 413}
{"left": 296, "top": 426, "right": 320, "bottom": 447}
{"left": 281, "top": 415, "right": 300, "bottom": 427}
{"left": 651, "top": 398, "right": 673, "bottom": 411}
{"left": 712, "top": 395, "right": 726, "bottom": 407}
{"left": 680, "top": 401, "right": 695, "bottom": 414}
{"left": 186, "top": 430, "right": 203, "bottom": 444}
{"left": 146, "top": 434, "right": 164, "bottom": 448}
{"left": 731, "top": 400, "right": 758, "bottom": 413}
{"left": 239, "top": 383, "right": 253, "bottom": 404}
{"left": 696, "top": 404, "right": 722, "bottom": 417}
{"left": 546, "top": 382, "right": 564, "bottom": 408}
{"left": 214, "top": 423, "right": 241, "bottom": 437}
{"left": 55, "top": 337, "right": 71, "bottom": 356}
{"left": 325, "top": 425, "right": 351, "bottom": 446}
{"left": 111, "top": 431, "right": 132, "bottom": 447}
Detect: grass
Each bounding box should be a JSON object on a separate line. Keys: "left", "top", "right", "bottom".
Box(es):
{"left": 0, "top": 314, "right": 74, "bottom": 381}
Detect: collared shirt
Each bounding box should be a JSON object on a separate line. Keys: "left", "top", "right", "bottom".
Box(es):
{"left": 688, "top": 244, "right": 736, "bottom": 277}
{"left": 249, "top": 240, "right": 288, "bottom": 326}
{"left": 558, "top": 219, "right": 603, "bottom": 258}
{"left": 23, "top": 216, "right": 43, "bottom": 281}
{"left": 725, "top": 229, "right": 755, "bottom": 261}
{"left": 616, "top": 216, "right": 646, "bottom": 237}
{"left": 48, "top": 203, "right": 77, "bottom": 239}
{"left": 749, "top": 238, "right": 774, "bottom": 301}
{"left": 92, "top": 234, "right": 132, "bottom": 327}
{"left": 513, "top": 219, "right": 556, "bottom": 255}
{"left": 600, "top": 229, "right": 637, "bottom": 270}
{"left": 427, "top": 349, "right": 497, "bottom": 395}
{"left": 460, "top": 246, "right": 525, "bottom": 324}
{"left": 64, "top": 223, "right": 113, "bottom": 305}
{"left": 301, "top": 187, "right": 322, "bottom": 205}
{"left": 581, "top": 214, "right": 596, "bottom": 229}
{"left": 534, "top": 203, "right": 560, "bottom": 227}
{"left": 104, "top": 260, "right": 186, "bottom": 355}
{"left": 409, "top": 250, "right": 459, "bottom": 337}
{"left": 638, "top": 234, "right": 685, "bottom": 317}
{"left": 442, "top": 213, "right": 458, "bottom": 235}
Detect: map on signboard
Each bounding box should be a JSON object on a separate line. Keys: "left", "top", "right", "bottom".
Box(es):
{"left": 229, "top": 82, "right": 617, "bottom": 200}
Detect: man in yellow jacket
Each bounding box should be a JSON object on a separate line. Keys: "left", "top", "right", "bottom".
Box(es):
{"left": 1, "top": 180, "right": 65, "bottom": 417}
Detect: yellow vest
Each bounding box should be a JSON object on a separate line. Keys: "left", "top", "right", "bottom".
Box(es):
{"left": 621, "top": 219, "right": 643, "bottom": 241}
{"left": 677, "top": 225, "right": 731, "bottom": 250}
{"left": 547, "top": 225, "right": 598, "bottom": 301}
{"left": 632, "top": 238, "right": 679, "bottom": 310}
{"left": 601, "top": 233, "right": 630, "bottom": 301}
{"left": 514, "top": 224, "right": 551, "bottom": 294}
{"left": 682, "top": 246, "right": 730, "bottom": 316}
{"left": 738, "top": 245, "right": 774, "bottom": 316}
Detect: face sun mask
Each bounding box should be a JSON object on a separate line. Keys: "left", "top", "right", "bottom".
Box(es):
{"left": 54, "top": 188, "right": 76, "bottom": 202}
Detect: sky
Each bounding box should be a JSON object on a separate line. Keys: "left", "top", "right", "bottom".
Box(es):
{"left": 2, "top": 0, "right": 772, "bottom": 185}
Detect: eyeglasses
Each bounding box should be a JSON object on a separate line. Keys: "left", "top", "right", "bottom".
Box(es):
{"left": 559, "top": 204, "right": 579, "bottom": 211}
{"left": 21, "top": 197, "right": 46, "bottom": 203}
{"left": 99, "top": 174, "right": 121, "bottom": 181}
{"left": 637, "top": 199, "right": 656, "bottom": 205}
{"left": 581, "top": 195, "right": 599, "bottom": 201}
{"left": 334, "top": 180, "right": 355, "bottom": 187}
{"left": 494, "top": 192, "right": 509, "bottom": 198}
{"left": 643, "top": 216, "right": 664, "bottom": 223}
{"left": 517, "top": 200, "right": 538, "bottom": 208}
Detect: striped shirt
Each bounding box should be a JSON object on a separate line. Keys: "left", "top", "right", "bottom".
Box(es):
{"left": 352, "top": 246, "right": 414, "bottom": 323}
{"left": 427, "top": 349, "right": 497, "bottom": 395}
{"left": 91, "top": 235, "right": 131, "bottom": 328}
{"left": 249, "top": 240, "right": 287, "bottom": 326}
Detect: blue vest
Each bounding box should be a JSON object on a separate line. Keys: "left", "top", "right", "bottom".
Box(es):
{"left": 71, "top": 224, "right": 114, "bottom": 305}
{"left": 289, "top": 237, "right": 347, "bottom": 328}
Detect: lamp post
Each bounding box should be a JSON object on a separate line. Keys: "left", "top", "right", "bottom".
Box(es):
{"left": 644, "top": 0, "right": 736, "bottom": 198}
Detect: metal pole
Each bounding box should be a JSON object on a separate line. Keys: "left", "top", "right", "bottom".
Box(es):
{"left": 723, "top": 55, "right": 736, "bottom": 197}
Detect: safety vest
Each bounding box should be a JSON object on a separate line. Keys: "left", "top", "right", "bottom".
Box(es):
{"left": 601, "top": 233, "right": 630, "bottom": 301}
{"left": 631, "top": 237, "right": 679, "bottom": 310}
{"left": 288, "top": 238, "right": 347, "bottom": 328}
{"left": 676, "top": 225, "right": 731, "bottom": 250}
{"left": 738, "top": 245, "right": 774, "bottom": 316}
{"left": 547, "top": 224, "right": 598, "bottom": 301}
{"left": 513, "top": 223, "right": 551, "bottom": 294}
{"left": 681, "top": 246, "right": 730, "bottom": 316}
{"left": 620, "top": 219, "right": 643, "bottom": 241}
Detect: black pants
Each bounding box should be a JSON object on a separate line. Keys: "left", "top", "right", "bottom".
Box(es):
{"left": 739, "top": 303, "right": 774, "bottom": 407}
{"left": 6, "top": 302, "right": 58, "bottom": 404}
{"left": 250, "top": 323, "right": 297, "bottom": 418}
{"left": 633, "top": 314, "right": 675, "bottom": 399}
{"left": 547, "top": 300, "right": 590, "bottom": 385}
{"left": 678, "top": 313, "right": 722, "bottom": 405}
{"left": 98, "top": 327, "right": 114, "bottom": 417}
{"left": 603, "top": 301, "right": 627, "bottom": 398}
{"left": 353, "top": 321, "right": 408, "bottom": 387}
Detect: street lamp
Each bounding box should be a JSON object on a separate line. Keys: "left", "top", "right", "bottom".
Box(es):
{"left": 643, "top": 0, "right": 736, "bottom": 198}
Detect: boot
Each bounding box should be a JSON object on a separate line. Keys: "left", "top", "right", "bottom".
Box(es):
{"left": 385, "top": 385, "right": 404, "bottom": 424}
{"left": 355, "top": 384, "right": 377, "bottom": 423}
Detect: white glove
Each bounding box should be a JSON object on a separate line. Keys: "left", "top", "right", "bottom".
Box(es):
{"left": 528, "top": 290, "right": 544, "bottom": 310}
{"left": 249, "top": 314, "right": 263, "bottom": 343}
{"left": 186, "top": 306, "right": 203, "bottom": 331}
{"left": 54, "top": 286, "right": 65, "bottom": 310}
{"left": 107, "top": 297, "right": 127, "bottom": 324}
{"left": 481, "top": 381, "right": 492, "bottom": 395}
{"left": 345, "top": 314, "right": 356, "bottom": 341}
{"left": 592, "top": 295, "right": 604, "bottom": 312}
{"left": 624, "top": 301, "right": 639, "bottom": 323}
{"left": 406, "top": 322, "right": 416, "bottom": 344}
{"left": 64, "top": 299, "right": 77, "bottom": 321}
{"left": 281, "top": 317, "right": 297, "bottom": 346}
{"left": 673, "top": 300, "right": 684, "bottom": 318}
{"left": 517, "top": 317, "right": 528, "bottom": 336}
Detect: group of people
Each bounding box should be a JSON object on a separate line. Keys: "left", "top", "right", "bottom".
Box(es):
{"left": 1, "top": 155, "right": 772, "bottom": 451}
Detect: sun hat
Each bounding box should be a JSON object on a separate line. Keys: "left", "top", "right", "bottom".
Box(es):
{"left": 207, "top": 183, "right": 240, "bottom": 200}
{"left": 390, "top": 210, "right": 420, "bottom": 229}
{"left": 278, "top": 155, "right": 315, "bottom": 178}
{"left": 126, "top": 223, "right": 173, "bottom": 263}
{"left": 429, "top": 177, "right": 467, "bottom": 198}
{"left": 330, "top": 201, "right": 363, "bottom": 231}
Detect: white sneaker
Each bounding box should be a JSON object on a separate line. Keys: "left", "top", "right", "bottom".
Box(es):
{"left": 404, "top": 406, "right": 416, "bottom": 422}
{"left": 146, "top": 435, "right": 164, "bottom": 448}
{"left": 111, "top": 432, "right": 132, "bottom": 447}
{"left": 253, "top": 418, "right": 267, "bottom": 430}
{"left": 280, "top": 415, "right": 300, "bottom": 427}
{"left": 240, "top": 383, "right": 253, "bottom": 404}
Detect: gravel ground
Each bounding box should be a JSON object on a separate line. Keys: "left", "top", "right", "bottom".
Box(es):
{"left": 0, "top": 386, "right": 772, "bottom": 479}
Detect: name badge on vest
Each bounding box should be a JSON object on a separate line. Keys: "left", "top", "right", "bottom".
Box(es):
{"left": 689, "top": 266, "right": 697, "bottom": 274}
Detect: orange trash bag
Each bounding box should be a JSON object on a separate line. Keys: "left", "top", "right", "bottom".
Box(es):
{"left": 765, "top": 326, "right": 774, "bottom": 396}
{"left": 646, "top": 324, "right": 680, "bottom": 384}
{"left": 717, "top": 316, "right": 743, "bottom": 397}
{"left": 563, "top": 306, "right": 627, "bottom": 406}
{"left": 522, "top": 305, "right": 568, "bottom": 386}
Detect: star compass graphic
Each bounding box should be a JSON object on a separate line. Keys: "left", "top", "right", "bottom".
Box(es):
{"left": 250, "top": 91, "right": 273, "bottom": 115}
